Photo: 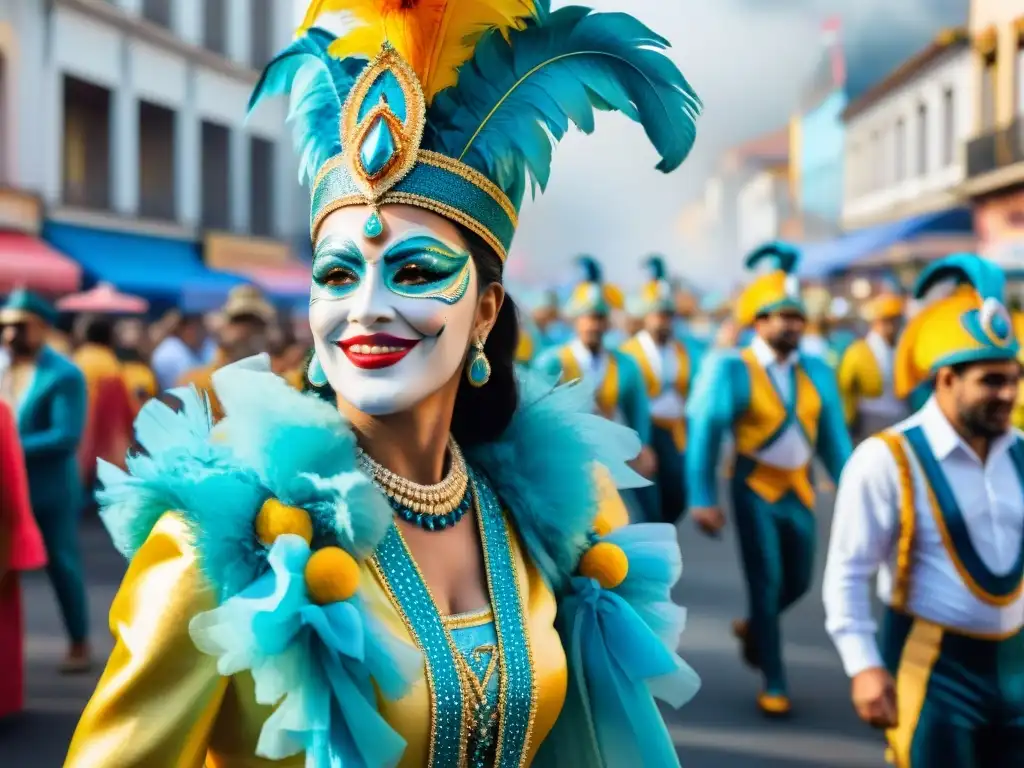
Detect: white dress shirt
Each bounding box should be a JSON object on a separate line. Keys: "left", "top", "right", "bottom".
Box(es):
{"left": 637, "top": 331, "right": 685, "bottom": 420}
{"left": 748, "top": 335, "right": 812, "bottom": 470}
{"left": 859, "top": 331, "right": 907, "bottom": 420}
{"left": 569, "top": 339, "right": 623, "bottom": 423}
{"left": 824, "top": 397, "right": 1024, "bottom": 678}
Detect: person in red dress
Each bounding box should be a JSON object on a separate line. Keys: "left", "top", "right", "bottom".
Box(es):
{"left": 0, "top": 397, "right": 47, "bottom": 717}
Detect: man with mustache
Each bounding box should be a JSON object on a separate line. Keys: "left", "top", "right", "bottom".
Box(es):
{"left": 687, "top": 241, "right": 852, "bottom": 716}
{"left": 824, "top": 253, "right": 1024, "bottom": 768}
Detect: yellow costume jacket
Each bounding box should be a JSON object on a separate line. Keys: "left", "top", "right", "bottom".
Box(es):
{"left": 67, "top": 359, "right": 699, "bottom": 768}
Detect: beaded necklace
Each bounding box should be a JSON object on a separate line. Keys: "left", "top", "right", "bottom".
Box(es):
{"left": 357, "top": 437, "right": 471, "bottom": 531}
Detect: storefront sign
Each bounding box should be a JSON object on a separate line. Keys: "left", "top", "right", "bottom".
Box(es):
{"left": 975, "top": 188, "right": 1024, "bottom": 270}
{"left": 0, "top": 188, "right": 43, "bottom": 234}
{"left": 204, "top": 232, "right": 292, "bottom": 270}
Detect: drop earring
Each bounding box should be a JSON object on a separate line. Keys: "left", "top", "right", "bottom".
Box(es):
{"left": 306, "top": 352, "right": 328, "bottom": 388}
{"left": 465, "top": 337, "right": 491, "bottom": 387}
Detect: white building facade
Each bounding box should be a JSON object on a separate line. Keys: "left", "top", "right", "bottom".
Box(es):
{"left": 842, "top": 31, "right": 972, "bottom": 230}
{"left": 0, "top": 0, "right": 302, "bottom": 251}
{"left": 736, "top": 169, "right": 791, "bottom": 255}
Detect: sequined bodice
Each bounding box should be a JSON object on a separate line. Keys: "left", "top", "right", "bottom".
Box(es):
{"left": 447, "top": 611, "right": 501, "bottom": 766}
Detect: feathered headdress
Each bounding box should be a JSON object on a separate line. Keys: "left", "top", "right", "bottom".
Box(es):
{"left": 894, "top": 253, "right": 1018, "bottom": 398}
{"left": 564, "top": 255, "right": 623, "bottom": 318}
{"left": 636, "top": 254, "right": 675, "bottom": 315}
{"left": 734, "top": 241, "right": 804, "bottom": 327}
{"left": 253, "top": 0, "right": 702, "bottom": 262}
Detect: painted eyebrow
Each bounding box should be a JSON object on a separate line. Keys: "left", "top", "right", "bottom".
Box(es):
{"left": 380, "top": 233, "right": 466, "bottom": 265}
{"left": 312, "top": 236, "right": 364, "bottom": 267}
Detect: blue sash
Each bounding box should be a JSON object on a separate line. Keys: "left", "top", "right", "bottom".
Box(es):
{"left": 761, "top": 364, "right": 813, "bottom": 448}
{"left": 903, "top": 426, "right": 1024, "bottom": 601}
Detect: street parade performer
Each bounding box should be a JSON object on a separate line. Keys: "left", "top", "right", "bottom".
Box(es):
{"left": 837, "top": 283, "right": 908, "bottom": 443}
{"left": 66, "top": 1, "right": 703, "bottom": 766}
{"left": 824, "top": 253, "right": 1024, "bottom": 768}
{"left": 537, "top": 256, "right": 658, "bottom": 512}
{"left": 620, "top": 255, "right": 696, "bottom": 524}
{"left": 686, "top": 241, "right": 852, "bottom": 717}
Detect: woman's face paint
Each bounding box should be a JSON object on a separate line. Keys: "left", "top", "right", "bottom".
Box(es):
{"left": 309, "top": 205, "right": 478, "bottom": 415}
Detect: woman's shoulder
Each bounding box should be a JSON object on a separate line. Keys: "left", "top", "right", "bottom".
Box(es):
{"left": 100, "top": 356, "right": 391, "bottom": 601}
{"left": 467, "top": 367, "right": 648, "bottom": 591}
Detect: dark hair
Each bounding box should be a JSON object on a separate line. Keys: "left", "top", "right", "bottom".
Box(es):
{"left": 303, "top": 226, "right": 520, "bottom": 448}
{"left": 83, "top": 316, "right": 115, "bottom": 347}
{"left": 449, "top": 227, "right": 519, "bottom": 447}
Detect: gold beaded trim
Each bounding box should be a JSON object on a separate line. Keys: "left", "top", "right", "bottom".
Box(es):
{"left": 357, "top": 437, "right": 469, "bottom": 516}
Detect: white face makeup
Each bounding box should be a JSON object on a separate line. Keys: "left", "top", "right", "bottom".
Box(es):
{"left": 309, "top": 205, "right": 480, "bottom": 415}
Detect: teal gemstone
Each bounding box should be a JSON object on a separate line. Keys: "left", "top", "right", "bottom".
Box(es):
{"left": 991, "top": 311, "right": 1010, "bottom": 340}
{"left": 364, "top": 210, "right": 383, "bottom": 239}
{"left": 360, "top": 116, "right": 397, "bottom": 177}
{"left": 469, "top": 354, "right": 490, "bottom": 385}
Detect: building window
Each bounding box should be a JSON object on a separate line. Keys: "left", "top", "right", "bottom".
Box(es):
{"left": 62, "top": 76, "right": 111, "bottom": 210}
{"left": 138, "top": 100, "right": 177, "bottom": 221}
{"left": 981, "top": 54, "right": 998, "bottom": 130}
{"left": 895, "top": 117, "right": 906, "bottom": 183}
{"left": 942, "top": 87, "right": 956, "bottom": 167}
{"left": 141, "top": 0, "right": 172, "bottom": 29}
{"left": 249, "top": 137, "right": 275, "bottom": 236}
{"left": 250, "top": 0, "right": 274, "bottom": 70}
{"left": 203, "top": 0, "right": 228, "bottom": 56}
{"left": 916, "top": 102, "right": 928, "bottom": 177}
{"left": 201, "top": 121, "right": 231, "bottom": 230}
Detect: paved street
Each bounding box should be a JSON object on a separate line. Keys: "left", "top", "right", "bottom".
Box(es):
{"left": 1, "top": 492, "right": 886, "bottom": 767}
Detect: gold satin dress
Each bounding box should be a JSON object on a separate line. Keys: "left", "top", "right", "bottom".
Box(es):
{"left": 65, "top": 479, "right": 629, "bottom": 768}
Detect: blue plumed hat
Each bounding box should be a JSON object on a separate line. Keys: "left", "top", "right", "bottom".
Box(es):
{"left": 253, "top": 1, "right": 702, "bottom": 263}
{"left": 564, "top": 255, "right": 623, "bottom": 318}
{"left": 635, "top": 254, "right": 675, "bottom": 314}
{"left": 0, "top": 288, "right": 58, "bottom": 326}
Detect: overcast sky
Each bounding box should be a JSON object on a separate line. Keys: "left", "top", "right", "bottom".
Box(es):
{"left": 509, "top": 0, "right": 967, "bottom": 289}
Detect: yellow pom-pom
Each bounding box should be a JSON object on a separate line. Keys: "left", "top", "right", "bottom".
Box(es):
{"left": 255, "top": 498, "right": 313, "bottom": 546}
{"left": 578, "top": 542, "right": 629, "bottom": 589}
{"left": 304, "top": 546, "right": 361, "bottom": 605}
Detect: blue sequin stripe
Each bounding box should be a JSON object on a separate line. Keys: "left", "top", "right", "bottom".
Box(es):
{"left": 470, "top": 467, "right": 536, "bottom": 767}
{"left": 372, "top": 527, "right": 464, "bottom": 767}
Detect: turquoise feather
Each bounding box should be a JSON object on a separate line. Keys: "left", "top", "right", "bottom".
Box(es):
{"left": 745, "top": 240, "right": 800, "bottom": 274}
{"left": 644, "top": 254, "right": 667, "bottom": 281}
{"left": 577, "top": 254, "right": 602, "bottom": 284}
{"left": 425, "top": 7, "right": 702, "bottom": 209}
{"left": 467, "top": 366, "right": 648, "bottom": 592}
{"left": 248, "top": 28, "right": 366, "bottom": 185}
{"left": 914, "top": 252, "right": 1006, "bottom": 302}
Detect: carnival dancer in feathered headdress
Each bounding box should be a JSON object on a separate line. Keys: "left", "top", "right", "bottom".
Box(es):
{"left": 836, "top": 277, "right": 909, "bottom": 442}
{"left": 825, "top": 254, "right": 1024, "bottom": 767}
{"left": 67, "top": 2, "right": 703, "bottom": 766}
{"left": 685, "top": 240, "right": 852, "bottom": 717}
{"left": 619, "top": 255, "right": 697, "bottom": 524}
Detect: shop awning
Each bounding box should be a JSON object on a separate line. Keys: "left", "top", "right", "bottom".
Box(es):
{"left": 0, "top": 232, "right": 82, "bottom": 294}
{"left": 799, "top": 207, "right": 974, "bottom": 278}
{"left": 43, "top": 222, "right": 245, "bottom": 307}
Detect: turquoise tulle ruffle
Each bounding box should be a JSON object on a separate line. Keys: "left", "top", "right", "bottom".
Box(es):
{"left": 536, "top": 522, "right": 699, "bottom": 767}
{"left": 189, "top": 534, "right": 421, "bottom": 767}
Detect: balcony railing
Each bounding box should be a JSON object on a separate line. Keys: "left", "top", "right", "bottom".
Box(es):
{"left": 966, "top": 117, "right": 1024, "bottom": 179}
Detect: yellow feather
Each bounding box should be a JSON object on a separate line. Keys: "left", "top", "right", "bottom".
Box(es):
{"left": 298, "top": 0, "right": 536, "bottom": 102}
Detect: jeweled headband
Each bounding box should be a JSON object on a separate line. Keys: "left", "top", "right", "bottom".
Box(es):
{"left": 310, "top": 46, "right": 518, "bottom": 260}
{"left": 252, "top": 1, "right": 703, "bottom": 264}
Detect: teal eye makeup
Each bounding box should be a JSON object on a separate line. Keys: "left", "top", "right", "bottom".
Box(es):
{"left": 381, "top": 235, "right": 471, "bottom": 304}
{"left": 311, "top": 236, "right": 366, "bottom": 300}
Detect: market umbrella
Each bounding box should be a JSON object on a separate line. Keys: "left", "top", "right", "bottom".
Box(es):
{"left": 56, "top": 283, "right": 149, "bottom": 314}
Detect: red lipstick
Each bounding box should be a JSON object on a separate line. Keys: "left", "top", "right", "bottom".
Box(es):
{"left": 338, "top": 334, "right": 419, "bottom": 370}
